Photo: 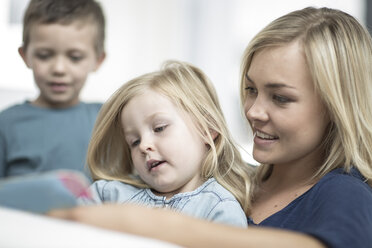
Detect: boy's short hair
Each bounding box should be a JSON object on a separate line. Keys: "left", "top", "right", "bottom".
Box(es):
{"left": 22, "top": 0, "right": 105, "bottom": 56}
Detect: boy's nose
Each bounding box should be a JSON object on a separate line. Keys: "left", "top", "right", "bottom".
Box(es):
{"left": 51, "top": 57, "right": 67, "bottom": 74}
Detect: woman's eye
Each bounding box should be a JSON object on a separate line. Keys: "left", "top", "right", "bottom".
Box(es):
{"left": 154, "top": 125, "right": 167, "bottom": 132}
{"left": 245, "top": 86, "right": 257, "bottom": 96}
{"left": 273, "top": 95, "right": 292, "bottom": 104}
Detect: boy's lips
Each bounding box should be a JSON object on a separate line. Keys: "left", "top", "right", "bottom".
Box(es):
{"left": 49, "top": 82, "right": 69, "bottom": 92}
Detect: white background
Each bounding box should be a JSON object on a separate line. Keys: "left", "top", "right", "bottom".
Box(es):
{"left": 0, "top": 0, "right": 365, "bottom": 164}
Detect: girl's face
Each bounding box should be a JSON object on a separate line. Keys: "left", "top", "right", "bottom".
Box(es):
{"left": 243, "top": 41, "right": 330, "bottom": 169}
{"left": 121, "top": 89, "right": 207, "bottom": 198}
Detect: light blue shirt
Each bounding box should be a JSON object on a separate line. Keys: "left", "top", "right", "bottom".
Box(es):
{"left": 79, "top": 178, "right": 248, "bottom": 227}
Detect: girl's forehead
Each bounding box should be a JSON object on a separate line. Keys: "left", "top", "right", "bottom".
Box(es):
{"left": 122, "top": 89, "right": 179, "bottom": 119}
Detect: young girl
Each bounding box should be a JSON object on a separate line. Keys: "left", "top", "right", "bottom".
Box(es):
{"left": 79, "top": 61, "right": 252, "bottom": 227}
{"left": 50, "top": 7, "right": 372, "bottom": 248}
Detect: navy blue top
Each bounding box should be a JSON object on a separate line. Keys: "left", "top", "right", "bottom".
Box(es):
{"left": 248, "top": 168, "right": 372, "bottom": 248}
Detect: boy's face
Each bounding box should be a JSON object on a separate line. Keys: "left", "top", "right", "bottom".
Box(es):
{"left": 19, "top": 21, "right": 105, "bottom": 108}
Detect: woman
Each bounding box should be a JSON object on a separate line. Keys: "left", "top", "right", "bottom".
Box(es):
{"left": 49, "top": 7, "right": 372, "bottom": 248}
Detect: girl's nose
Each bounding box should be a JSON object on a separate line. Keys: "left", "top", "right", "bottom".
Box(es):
{"left": 139, "top": 136, "right": 155, "bottom": 154}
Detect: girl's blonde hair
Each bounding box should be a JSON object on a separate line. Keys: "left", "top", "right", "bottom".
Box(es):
{"left": 240, "top": 7, "right": 372, "bottom": 195}
{"left": 88, "top": 61, "right": 252, "bottom": 214}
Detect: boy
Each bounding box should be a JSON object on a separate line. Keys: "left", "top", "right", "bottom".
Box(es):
{"left": 0, "top": 0, "right": 106, "bottom": 178}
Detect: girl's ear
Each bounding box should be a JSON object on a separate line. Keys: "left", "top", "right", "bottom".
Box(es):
{"left": 209, "top": 129, "right": 219, "bottom": 142}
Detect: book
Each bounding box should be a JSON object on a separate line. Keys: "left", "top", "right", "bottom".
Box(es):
{"left": 0, "top": 170, "right": 92, "bottom": 213}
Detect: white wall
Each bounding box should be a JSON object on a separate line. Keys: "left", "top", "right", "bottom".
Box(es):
{"left": 0, "top": 0, "right": 365, "bottom": 164}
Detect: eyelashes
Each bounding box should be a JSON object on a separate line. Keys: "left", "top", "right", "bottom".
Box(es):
{"left": 34, "top": 51, "right": 85, "bottom": 63}
{"left": 127, "top": 124, "right": 169, "bottom": 148}
{"left": 244, "top": 86, "right": 294, "bottom": 105}
{"left": 154, "top": 124, "right": 168, "bottom": 133}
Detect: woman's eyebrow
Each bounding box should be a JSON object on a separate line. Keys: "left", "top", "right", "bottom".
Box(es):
{"left": 246, "top": 74, "right": 296, "bottom": 89}
{"left": 245, "top": 74, "right": 254, "bottom": 84}
{"left": 265, "top": 83, "right": 296, "bottom": 89}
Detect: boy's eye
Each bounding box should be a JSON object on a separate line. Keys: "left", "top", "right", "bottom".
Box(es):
{"left": 35, "top": 52, "right": 52, "bottom": 60}
{"left": 245, "top": 86, "right": 257, "bottom": 96}
{"left": 69, "top": 55, "right": 84, "bottom": 62}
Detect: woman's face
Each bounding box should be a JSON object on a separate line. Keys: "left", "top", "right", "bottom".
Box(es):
{"left": 243, "top": 41, "right": 330, "bottom": 168}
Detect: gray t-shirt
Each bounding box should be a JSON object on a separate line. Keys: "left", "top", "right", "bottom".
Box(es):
{"left": 0, "top": 101, "right": 101, "bottom": 178}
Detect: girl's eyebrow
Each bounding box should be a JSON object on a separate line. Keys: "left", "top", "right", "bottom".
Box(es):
{"left": 245, "top": 74, "right": 296, "bottom": 89}
{"left": 123, "top": 129, "right": 135, "bottom": 137}
{"left": 123, "top": 112, "right": 169, "bottom": 134}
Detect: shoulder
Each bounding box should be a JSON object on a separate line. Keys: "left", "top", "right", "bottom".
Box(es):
{"left": 197, "top": 178, "right": 239, "bottom": 201}
{"left": 304, "top": 168, "right": 372, "bottom": 248}
{"left": 181, "top": 178, "right": 247, "bottom": 227}
{"left": 79, "top": 102, "right": 102, "bottom": 112}
{"left": 313, "top": 168, "right": 372, "bottom": 204}
{"left": 73, "top": 102, "right": 102, "bottom": 121}
{"left": 178, "top": 178, "right": 241, "bottom": 205}
{"left": 0, "top": 102, "right": 32, "bottom": 131}
{"left": 0, "top": 102, "right": 29, "bottom": 119}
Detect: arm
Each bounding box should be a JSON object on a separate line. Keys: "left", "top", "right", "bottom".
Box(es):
{"left": 48, "top": 204, "right": 325, "bottom": 248}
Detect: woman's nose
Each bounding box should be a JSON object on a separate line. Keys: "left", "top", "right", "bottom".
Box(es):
{"left": 244, "top": 97, "right": 269, "bottom": 123}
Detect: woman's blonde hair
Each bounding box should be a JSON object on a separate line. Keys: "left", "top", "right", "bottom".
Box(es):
{"left": 88, "top": 61, "right": 252, "bottom": 214}
{"left": 240, "top": 7, "right": 372, "bottom": 192}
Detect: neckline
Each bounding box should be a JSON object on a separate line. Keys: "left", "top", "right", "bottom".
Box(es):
{"left": 25, "top": 100, "right": 83, "bottom": 111}
{"left": 248, "top": 184, "right": 312, "bottom": 225}
{"left": 248, "top": 167, "right": 360, "bottom": 225}
{"left": 145, "top": 178, "right": 215, "bottom": 202}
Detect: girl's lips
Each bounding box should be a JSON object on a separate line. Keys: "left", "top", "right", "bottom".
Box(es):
{"left": 146, "top": 159, "right": 166, "bottom": 171}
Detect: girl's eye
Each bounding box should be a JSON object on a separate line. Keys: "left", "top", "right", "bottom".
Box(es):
{"left": 273, "top": 95, "right": 292, "bottom": 104}
{"left": 131, "top": 139, "right": 140, "bottom": 147}
{"left": 245, "top": 86, "right": 257, "bottom": 96}
{"left": 154, "top": 125, "right": 167, "bottom": 133}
